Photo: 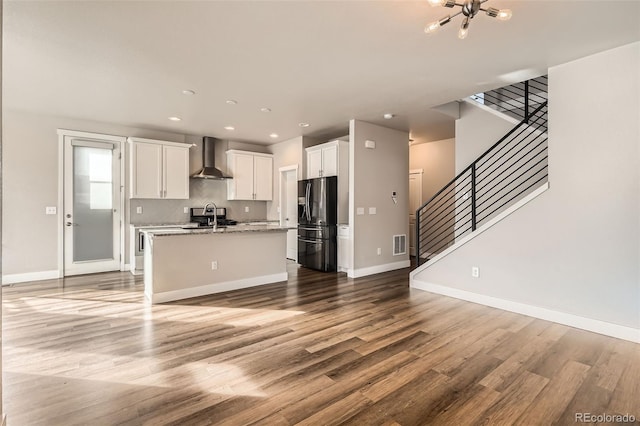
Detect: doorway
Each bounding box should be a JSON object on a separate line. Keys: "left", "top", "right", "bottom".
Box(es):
{"left": 59, "top": 130, "right": 125, "bottom": 276}
{"left": 409, "top": 169, "right": 423, "bottom": 257}
{"left": 279, "top": 166, "right": 298, "bottom": 261}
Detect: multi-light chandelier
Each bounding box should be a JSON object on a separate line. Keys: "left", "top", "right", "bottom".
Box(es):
{"left": 424, "top": 0, "right": 512, "bottom": 39}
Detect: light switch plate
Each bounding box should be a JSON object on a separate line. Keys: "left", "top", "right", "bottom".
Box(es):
{"left": 356, "top": 207, "right": 365, "bottom": 215}
{"left": 45, "top": 206, "right": 57, "bottom": 215}
{"left": 184, "top": 207, "right": 189, "bottom": 214}
{"left": 369, "top": 207, "right": 377, "bottom": 215}
{"left": 244, "top": 206, "right": 250, "bottom": 213}
{"left": 136, "top": 206, "right": 143, "bottom": 214}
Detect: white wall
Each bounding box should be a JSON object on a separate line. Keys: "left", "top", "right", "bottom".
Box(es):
{"left": 266, "top": 136, "right": 304, "bottom": 221}
{"left": 409, "top": 138, "right": 455, "bottom": 202}
{"left": 349, "top": 120, "right": 410, "bottom": 277}
{"left": 412, "top": 42, "right": 640, "bottom": 331}
{"left": 455, "top": 102, "right": 514, "bottom": 173}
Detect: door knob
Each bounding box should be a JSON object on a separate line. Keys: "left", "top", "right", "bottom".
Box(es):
{"left": 66, "top": 222, "right": 76, "bottom": 227}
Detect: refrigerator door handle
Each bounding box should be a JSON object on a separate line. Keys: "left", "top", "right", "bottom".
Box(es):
{"left": 298, "top": 238, "right": 322, "bottom": 244}
{"left": 305, "top": 182, "right": 311, "bottom": 222}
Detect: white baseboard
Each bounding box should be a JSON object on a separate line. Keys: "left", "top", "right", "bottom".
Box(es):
{"left": 348, "top": 260, "right": 411, "bottom": 279}
{"left": 122, "top": 263, "right": 131, "bottom": 272}
{"left": 2, "top": 270, "right": 59, "bottom": 285}
{"left": 411, "top": 280, "right": 640, "bottom": 343}
{"left": 147, "top": 272, "right": 289, "bottom": 304}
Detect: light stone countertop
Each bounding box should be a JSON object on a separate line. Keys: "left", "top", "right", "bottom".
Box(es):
{"left": 142, "top": 224, "right": 293, "bottom": 238}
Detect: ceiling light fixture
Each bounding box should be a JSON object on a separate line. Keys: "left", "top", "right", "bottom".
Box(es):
{"left": 298, "top": 122, "right": 310, "bottom": 128}
{"left": 224, "top": 126, "right": 235, "bottom": 131}
{"left": 383, "top": 113, "right": 394, "bottom": 119}
{"left": 269, "top": 133, "right": 279, "bottom": 138}
{"left": 182, "top": 89, "right": 195, "bottom": 95}
{"left": 168, "top": 116, "right": 182, "bottom": 121}
{"left": 260, "top": 107, "right": 272, "bottom": 113}
{"left": 424, "top": 0, "right": 512, "bottom": 39}
{"left": 226, "top": 99, "right": 238, "bottom": 105}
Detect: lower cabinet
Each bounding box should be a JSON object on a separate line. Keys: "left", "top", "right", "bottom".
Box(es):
{"left": 337, "top": 224, "right": 351, "bottom": 272}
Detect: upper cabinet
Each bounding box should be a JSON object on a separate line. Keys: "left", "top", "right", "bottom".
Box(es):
{"left": 306, "top": 139, "right": 349, "bottom": 223}
{"left": 305, "top": 140, "right": 346, "bottom": 179}
{"left": 306, "top": 140, "right": 342, "bottom": 179}
{"left": 128, "top": 137, "right": 191, "bottom": 199}
{"left": 226, "top": 150, "right": 273, "bottom": 201}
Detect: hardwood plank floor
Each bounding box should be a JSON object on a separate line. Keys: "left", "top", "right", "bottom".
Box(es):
{"left": 3, "top": 262, "right": 639, "bottom": 425}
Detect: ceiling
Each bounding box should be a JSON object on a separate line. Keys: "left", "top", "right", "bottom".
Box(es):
{"left": 4, "top": 1, "right": 639, "bottom": 145}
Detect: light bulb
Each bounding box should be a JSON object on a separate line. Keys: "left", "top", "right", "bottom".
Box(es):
{"left": 427, "top": 0, "right": 446, "bottom": 6}
{"left": 424, "top": 21, "right": 440, "bottom": 34}
{"left": 497, "top": 9, "right": 512, "bottom": 21}
{"left": 458, "top": 26, "right": 468, "bottom": 39}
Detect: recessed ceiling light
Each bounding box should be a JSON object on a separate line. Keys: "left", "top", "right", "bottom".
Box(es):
{"left": 298, "top": 122, "right": 310, "bottom": 128}
{"left": 260, "top": 107, "right": 272, "bottom": 113}
{"left": 224, "top": 126, "right": 235, "bottom": 131}
{"left": 269, "top": 133, "right": 279, "bottom": 138}
{"left": 168, "top": 116, "right": 182, "bottom": 121}
{"left": 226, "top": 100, "right": 238, "bottom": 105}
{"left": 182, "top": 89, "right": 195, "bottom": 95}
{"left": 383, "top": 113, "right": 395, "bottom": 119}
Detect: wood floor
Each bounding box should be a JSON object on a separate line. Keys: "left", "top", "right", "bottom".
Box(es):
{"left": 3, "top": 262, "right": 639, "bottom": 425}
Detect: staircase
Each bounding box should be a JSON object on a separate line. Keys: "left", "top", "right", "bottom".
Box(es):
{"left": 416, "top": 76, "right": 548, "bottom": 266}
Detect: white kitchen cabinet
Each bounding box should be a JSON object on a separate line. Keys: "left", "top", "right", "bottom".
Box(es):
{"left": 338, "top": 224, "right": 351, "bottom": 272}
{"left": 305, "top": 139, "right": 349, "bottom": 223}
{"left": 305, "top": 140, "right": 345, "bottom": 179}
{"left": 128, "top": 137, "right": 191, "bottom": 199}
{"left": 226, "top": 150, "right": 273, "bottom": 200}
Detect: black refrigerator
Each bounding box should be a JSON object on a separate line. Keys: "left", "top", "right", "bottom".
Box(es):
{"left": 298, "top": 176, "right": 337, "bottom": 272}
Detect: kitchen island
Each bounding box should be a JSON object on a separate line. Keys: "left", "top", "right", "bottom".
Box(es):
{"left": 142, "top": 224, "right": 290, "bottom": 303}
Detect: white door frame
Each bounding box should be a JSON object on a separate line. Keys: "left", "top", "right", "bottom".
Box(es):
{"left": 57, "top": 129, "right": 126, "bottom": 277}
{"left": 409, "top": 169, "right": 424, "bottom": 257}
{"left": 279, "top": 164, "right": 299, "bottom": 261}
{"left": 278, "top": 164, "right": 299, "bottom": 225}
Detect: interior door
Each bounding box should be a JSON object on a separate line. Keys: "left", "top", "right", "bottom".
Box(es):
{"left": 282, "top": 169, "right": 298, "bottom": 261}
{"left": 64, "top": 137, "right": 121, "bottom": 275}
{"left": 409, "top": 171, "right": 423, "bottom": 256}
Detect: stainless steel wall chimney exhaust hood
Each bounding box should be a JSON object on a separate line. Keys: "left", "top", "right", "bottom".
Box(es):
{"left": 191, "top": 137, "right": 232, "bottom": 180}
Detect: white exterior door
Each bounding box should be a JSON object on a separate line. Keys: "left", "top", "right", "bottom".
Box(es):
{"left": 64, "top": 137, "right": 122, "bottom": 275}
{"left": 409, "top": 170, "right": 423, "bottom": 256}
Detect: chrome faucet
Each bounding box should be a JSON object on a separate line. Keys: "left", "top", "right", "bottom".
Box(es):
{"left": 203, "top": 202, "right": 217, "bottom": 229}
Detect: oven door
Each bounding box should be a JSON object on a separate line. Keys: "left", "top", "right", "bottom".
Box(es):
{"left": 135, "top": 228, "right": 145, "bottom": 256}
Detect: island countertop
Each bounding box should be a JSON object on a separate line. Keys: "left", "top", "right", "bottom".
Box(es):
{"left": 142, "top": 224, "right": 292, "bottom": 238}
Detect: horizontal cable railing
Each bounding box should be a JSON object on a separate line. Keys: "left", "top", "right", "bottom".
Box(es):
{"left": 470, "top": 75, "right": 548, "bottom": 132}
{"left": 416, "top": 76, "right": 548, "bottom": 266}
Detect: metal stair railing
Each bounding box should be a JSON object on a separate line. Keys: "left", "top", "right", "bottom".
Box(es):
{"left": 416, "top": 76, "right": 548, "bottom": 266}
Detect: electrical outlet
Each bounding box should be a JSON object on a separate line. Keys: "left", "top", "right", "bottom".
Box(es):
{"left": 377, "top": 248, "right": 381, "bottom": 255}
{"left": 136, "top": 206, "right": 143, "bottom": 214}
{"left": 211, "top": 261, "right": 218, "bottom": 270}
{"left": 369, "top": 207, "right": 377, "bottom": 215}
{"left": 244, "top": 206, "right": 250, "bottom": 213}
{"left": 356, "top": 207, "right": 365, "bottom": 215}
{"left": 184, "top": 207, "right": 189, "bottom": 214}
{"left": 471, "top": 266, "right": 480, "bottom": 278}
{"left": 45, "top": 206, "right": 57, "bottom": 215}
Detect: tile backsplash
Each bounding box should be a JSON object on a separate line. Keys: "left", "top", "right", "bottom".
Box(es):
{"left": 129, "top": 178, "right": 268, "bottom": 225}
